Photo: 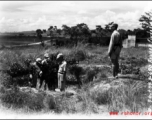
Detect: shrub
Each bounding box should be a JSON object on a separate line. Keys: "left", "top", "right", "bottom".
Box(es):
{"left": 0, "top": 72, "right": 12, "bottom": 88}
{"left": 89, "top": 83, "right": 111, "bottom": 105}
{"left": 3, "top": 62, "right": 31, "bottom": 87}
{"left": 77, "top": 92, "right": 99, "bottom": 114}
{"left": 120, "top": 57, "right": 148, "bottom": 75}
{"left": 43, "top": 94, "right": 56, "bottom": 110}
{"left": 67, "top": 43, "right": 88, "bottom": 61}
{"left": 82, "top": 67, "right": 99, "bottom": 84}
{"left": 7, "top": 63, "right": 29, "bottom": 78}
{"left": 0, "top": 87, "right": 46, "bottom": 111}
{"left": 67, "top": 65, "right": 84, "bottom": 86}
{"left": 54, "top": 95, "right": 77, "bottom": 113}
{"left": 108, "top": 80, "right": 149, "bottom": 112}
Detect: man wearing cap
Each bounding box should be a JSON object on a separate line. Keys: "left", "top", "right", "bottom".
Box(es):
{"left": 41, "top": 53, "right": 51, "bottom": 90}
{"left": 26, "top": 58, "right": 42, "bottom": 88}
{"left": 56, "top": 53, "right": 67, "bottom": 92}
{"left": 35, "top": 58, "right": 44, "bottom": 89}
{"left": 108, "top": 23, "right": 123, "bottom": 79}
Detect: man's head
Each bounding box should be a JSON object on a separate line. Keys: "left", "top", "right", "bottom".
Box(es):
{"left": 36, "top": 58, "right": 42, "bottom": 64}
{"left": 44, "top": 53, "right": 49, "bottom": 59}
{"left": 44, "top": 53, "right": 50, "bottom": 62}
{"left": 110, "top": 23, "right": 118, "bottom": 31}
{"left": 56, "top": 53, "right": 64, "bottom": 62}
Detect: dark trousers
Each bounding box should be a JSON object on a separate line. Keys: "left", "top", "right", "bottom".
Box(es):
{"left": 110, "top": 57, "right": 119, "bottom": 77}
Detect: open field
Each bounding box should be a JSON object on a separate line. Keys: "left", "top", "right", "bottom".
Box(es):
{"left": 0, "top": 35, "right": 50, "bottom": 46}
{"left": 0, "top": 42, "right": 149, "bottom": 117}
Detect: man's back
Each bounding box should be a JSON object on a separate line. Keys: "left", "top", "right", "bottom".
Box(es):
{"left": 108, "top": 30, "right": 122, "bottom": 59}
{"left": 111, "top": 30, "right": 121, "bottom": 45}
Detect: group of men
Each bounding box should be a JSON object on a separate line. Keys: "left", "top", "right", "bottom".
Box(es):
{"left": 27, "top": 23, "right": 122, "bottom": 91}
{"left": 27, "top": 52, "right": 67, "bottom": 92}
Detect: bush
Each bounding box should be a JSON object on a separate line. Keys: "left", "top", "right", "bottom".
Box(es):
{"left": 0, "top": 72, "right": 12, "bottom": 88}
{"left": 108, "top": 80, "right": 149, "bottom": 112}
{"left": 88, "top": 78, "right": 149, "bottom": 112}
{"left": 4, "top": 62, "right": 31, "bottom": 87}
{"left": 43, "top": 94, "right": 56, "bottom": 110}
{"left": 89, "top": 83, "right": 111, "bottom": 105}
{"left": 54, "top": 95, "right": 77, "bottom": 113}
{"left": 82, "top": 67, "right": 99, "bottom": 84}
{"left": 76, "top": 91, "right": 99, "bottom": 114}
{"left": 67, "top": 43, "right": 88, "bottom": 61}
{"left": 0, "top": 87, "right": 46, "bottom": 111}
{"left": 7, "top": 63, "right": 29, "bottom": 77}
{"left": 120, "top": 57, "right": 148, "bottom": 75}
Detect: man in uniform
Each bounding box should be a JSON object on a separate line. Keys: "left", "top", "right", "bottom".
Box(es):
{"left": 107, "top": 23, "right": 123, "bottom": 79}
{"left": 40, "top": 53, "right": 51, "bottom": 90}
{"left": 56, "top": 53, "right": 67, "bottom": 92}
{"left": 25, "top": 58, "right": 42, "bottom": 88}
{"left": 50, "top": 53, "right": 59, "bottom": 90}
{"left": 35, "top": 58, "right": 44, "bottom": 89}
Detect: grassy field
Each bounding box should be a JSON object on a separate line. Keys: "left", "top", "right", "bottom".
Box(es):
{"left": 0, "top": 42, "right": 149, "bottom": 118}
{"left": 0, "top": 35, "right": 50, "bottom": 46}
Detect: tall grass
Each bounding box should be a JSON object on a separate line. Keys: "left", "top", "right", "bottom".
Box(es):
{"left": 89, "top": 79, "right": 149, "bottom": 112}
{"left": 0, "top": 87, "right": 45, "bottom": 111}
{"left": 0, "top": 44, "right": 149, "bottom": 114}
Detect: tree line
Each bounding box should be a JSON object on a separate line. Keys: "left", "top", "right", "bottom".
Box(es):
{"left": 35, "top": 14, "right": 150, "bottom": 46}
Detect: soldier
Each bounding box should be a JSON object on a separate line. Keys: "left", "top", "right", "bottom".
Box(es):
{"left": 56, "top": 53, "right": 67, "bottom": 92}
{"left": 41, "top": 53, "right": 53, "bottom": 90}
{"left": 49, "top": 53, "right": 59, "bottom": 90}
{"left": 35, "top": 58, "right": 44, "bottom": 89}
{"left": 25, "top": 58, "right": 42, "bottom": 88}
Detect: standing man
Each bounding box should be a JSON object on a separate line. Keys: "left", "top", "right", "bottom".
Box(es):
{"left": 108, "top": 23, "right": 123, "bottom": 79}
{"left": 25, "top": 58, "right": 42, "bottom": 88}
{"left": 41, "top": 53, "right": 51, "bottom": 90}
{"left": 56, "top": 53, "right": 67, "bottom": 92}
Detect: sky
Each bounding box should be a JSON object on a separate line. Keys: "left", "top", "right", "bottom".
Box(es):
{"left": 0, "top": 1, "right": 152, "bottom": 32}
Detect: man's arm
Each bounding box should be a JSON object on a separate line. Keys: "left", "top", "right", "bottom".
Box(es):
{"left": 108, "top": 33, "right": 115, "bottom": 56}
{"left": 63, "top": 62, "right": 67, "bottom": 73}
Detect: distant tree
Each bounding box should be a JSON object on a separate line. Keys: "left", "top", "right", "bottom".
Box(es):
{"left": 18, "top": 33, "right": 24, "bottom": 37}
{"left": 70, "top": 26, "right": 79, "bottom": 45}
{"left": 139, "top": 12, "right": 152, "bottom": 31}
{"left": 48, "top": 26, "right": 53, "bottom": 31}
{"left": 139, "top": 11, "right": 152, "bottom": 40}
{"left": 118, "top": 29, "right": 128, "bottom": 41}
{"left": 48, "top": 26, "right": 54, "bottom": 37}
{"left": 127, "top": 29, "right": 134, "bottom": 35}
{"left": 54, "top": 26, "right": 57, "bottom": 31}
{"left": 56, "top": 29, "right": 62, "bottom": 35}
{"left": 43, "top": 29, "right": 46, "bottom": 33}
{"left": 139, "top": 11, "right": 152, "bottom": 104}
{"left": 95, "top": 25, "right": 104, "bottom": 37}
{"left": 36, "top": 29, "right": 44, "bottom": 46}
{"left": 76, "top": 23, "right": 91, "bottom": 42}
{"left": 62, "top": 25, "right": 71, "bottom": 36}
{"left": 103, "top": 22, "right": 114, "bottom": 37}
{"left": 104, "top": 22, "right": 114, "bottom": 31}
{"left": 69, "top": 23, "right": 91, "bottom": 45}
{"left": 133, "top": 28, "right": 148, "bottom": 38}
{"left": 96, "top": 25, "right": 102, "bottom": 31}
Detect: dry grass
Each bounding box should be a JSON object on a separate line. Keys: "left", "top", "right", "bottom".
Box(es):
{"left": 0, "top": 43, "right": 149, "bottom": 115}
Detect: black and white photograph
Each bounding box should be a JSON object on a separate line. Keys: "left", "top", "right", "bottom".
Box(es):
{"left": 0, "top": 1, "right": 152, "bottom": 119}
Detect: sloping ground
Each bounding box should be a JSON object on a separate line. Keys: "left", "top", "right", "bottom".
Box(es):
{"left": 0, "top": 40, "right": 51, "bottom": 49}
{"left": 0, "top": 59, "right": 149, "bottom": 116}
{"left": 0, "top": 73, "right": 148, "bottom": 114}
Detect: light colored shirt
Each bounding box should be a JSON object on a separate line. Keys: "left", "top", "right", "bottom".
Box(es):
{"left": 108, "top": 30, "right": 122, "bottom": 59}
{"left": 58, "top": 61, "right": 67, "bottom": 74}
